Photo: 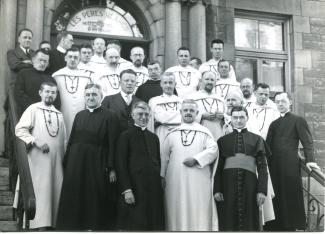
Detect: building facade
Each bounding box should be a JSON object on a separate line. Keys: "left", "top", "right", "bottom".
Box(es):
{"left": 0, "top": 0, "right": 324, "bottom": 167}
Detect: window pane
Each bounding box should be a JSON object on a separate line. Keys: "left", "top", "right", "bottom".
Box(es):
{"left": 260, "top": 60, "right": 284, "bottom": 91}
{"left": 259, "top": 21, "right": 283, "bottom": 51}
{"left": 235, "top": 18, "right": 258, "bottom": 49}
{"left": 235, "top": 57, "right": 258, "bottom": 83}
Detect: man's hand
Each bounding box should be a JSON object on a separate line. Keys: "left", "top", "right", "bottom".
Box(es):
{"left": 22, "top": 60, "right": 32, "bottom": 64}
{"left": 306, "top": 162, "right": 320, "bottom": 171}
{"left": 216, "top": 112, "right": 224, "bottom": 119}
{"left": 257, "top": 193, "right": 266, "bottom": 207}
{"left": 214, "top": 192, "right": 224, "bottom": 202}
{"left": 183, "top": 157, "right": 197, "bottom": 167}
{"left": 124, "top": 191, "right": 135, "bottom": 205}
{"left": 202, "top": 113, "right": 217, "bottom": 121}
{"left": 109, "top": 170, "right": 117, "bottom": 183}
{"left": 33, "top": 139, "right": 50, "bottom": 153}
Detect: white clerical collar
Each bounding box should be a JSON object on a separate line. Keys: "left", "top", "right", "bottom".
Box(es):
{"left": 162, "top": 93, "right": 174, "bottom": 98}
{"left": 280, "top": 110, "right": 290, "bottom": 117}
{"left": 87, "top": 105, "right": 101, "bottom": 113}
{"left": 57, "top": 45, "right": 66, "bottom": 54}
{"left": 134, "top": 124, "right": 146, "bottom": 131}
{"left": 233, "top": 127, "right": 246, "bottom": 132}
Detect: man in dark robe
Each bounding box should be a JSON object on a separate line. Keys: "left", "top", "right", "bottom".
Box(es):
{"left": 102, "top": 69, "right": 141, "bottom": 132}
{"left": 116, "top": 101, "right": 164, "bottom": 230}
{"left": 214, "top": 106, "right": 268, "bottom": 231}
{"left": 14, "top": 49, "right": 60, "bottom": 116}
{"left": 265, "top": 92, "right": 320, "bottom": 231}
{"left": 56, "top": 83, "right": 119, "bottom": 231}
{"left": 47, "top": 32, "right": 73, "bottom": 74}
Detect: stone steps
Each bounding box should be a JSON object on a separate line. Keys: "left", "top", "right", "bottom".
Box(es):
{"left": 0, "top": 167, "right": 9, "bottom": 191}
{"left": 0, "top": 206, "right": 14, "bottom": 221}
{"left": 0, "top": 221, "right": 18, "bottom": 231}
{"left": 0, "top": 158, "right": 9, "bottom": 167}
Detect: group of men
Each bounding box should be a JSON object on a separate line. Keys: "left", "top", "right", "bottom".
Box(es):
{"left": 7, "top": 28, "right": 320, "bottom": 231}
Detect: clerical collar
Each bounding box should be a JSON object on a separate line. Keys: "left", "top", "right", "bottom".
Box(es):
{"left": 134, "top": 124, "right": 146, "bottom": 131}
{"left": 57, "top": 45, "right": 66, "bottom": 54}
{"left": 87, "top": 105, "right": 101, "bottom": 113}
{"left": 162, "top": 93, "right": 174, "bottom": 98}
{"left": 233, "top": 128, "right": 247, "bottom": 133}
{"left": 280, "top": 110, "right": 290, "bottom": 117}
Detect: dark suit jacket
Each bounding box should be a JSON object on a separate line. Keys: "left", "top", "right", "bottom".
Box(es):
{"left": 7, "top": 47, "right": 33, "bottom": 73}
{"left": 102, "top": 93, "right": 141, "bottom": 132}
{"left": 47, "top": 49, "right": 66, "bottom": 75}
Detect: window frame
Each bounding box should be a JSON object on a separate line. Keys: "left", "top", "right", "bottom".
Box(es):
{"left": 234, "top": 10, "right": 291, "bottom": 95}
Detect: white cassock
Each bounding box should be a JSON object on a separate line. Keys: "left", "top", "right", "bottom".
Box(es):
{"left": 52, "top": 67, "right": 92, "bottom": 139}
{"left": 117, "top": 57, "right": 133, "bottom": 71}
{"left": 89, "top": 54, "right": 106, "bottom": 70}
{"left": 199, "top": 59, "right": 236, "bottom": 81}
{"left": 161, "top": 122, "right": 218, "bottom": 231}
{"left": 214, "top": 78, "right": 240, "bottom": 100}
{"left": 95, "top": 66, "right": 121, "bottom": 97}
{"left": 148, "top": 94, "right": 183, "bottom": 152}
{"left": 15, "top": 102, "right": 66, "bottom": 229}
{"left": 165, "top": 65, "right": 201, "bottom": 98}
{"left": 77, "top": 62, "right": 97, "bottom": 82}
{"left": 243, "top": 95, "right": 256, "bottom": 108}
{"left": 247, "top": 103, "right": 280, "bottom": 139}
{"left": 191, "top": 90, "right": 225, "bottom": 141}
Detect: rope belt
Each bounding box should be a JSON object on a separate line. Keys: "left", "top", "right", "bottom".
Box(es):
{"left": 224, "top": 153, "right": 256, "bottom": 174}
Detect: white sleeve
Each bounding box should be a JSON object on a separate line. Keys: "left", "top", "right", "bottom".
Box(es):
{"left": 193, "top": 133, "right": 218, "bottom": 168}
{"left": 15, "top": 106, "right": 36, "bottom": 145}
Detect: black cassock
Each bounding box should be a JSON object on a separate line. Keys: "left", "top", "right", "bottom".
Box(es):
{"left": 214, "top": 129, "right": 268, "bottom": 231}
{"left": 266, "top": 112, "right": 314, "bottom": 230}
{"left": 56, "top": 106, "right": 119, "bottom": 231}
{"left": 116, "top": 125, "right": 164, "bottom": 231}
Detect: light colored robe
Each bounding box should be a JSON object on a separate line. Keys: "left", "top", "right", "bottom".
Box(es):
{"left": 161, "top": 122, "right": 218, "bottom": 231}
{"left": 77, "top": 62, "right": 97, "bottom": 83}
{"left": 165, "top": 65, "right": 201, "bottom": 98}
{"left": 15, "top": 102, "right": 66, "bottom": 228}
{"left": 95, "top": 66, "right": 121, "bottom": 97}
{"left": 247, "top": 103, "right": 280, "bottom": 139}
{"left": 52, "top": 67, "right": 92, "bottom": 139}
{"left": 243, "top": 95, "right": 256, "bottom": 108}
{"left": 191, "top": 90, "right": 225, "bottom": 141}
{"left": 89, "top": 54, "right": 106, "bottom": 70}
{"left": 148, "top": 94, "right": 182, "bottom": 153}
{"left": 199, "top": 59, "right": 236, "bottom": 81}
{"left": 214, "top": 78, "right": 240, "bottom": 99}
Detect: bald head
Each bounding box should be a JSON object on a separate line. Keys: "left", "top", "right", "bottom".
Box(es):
{"left": 105, "top": 48, "right": 120, "bottom": 67}
{"left": 225, "top": 90, "right": 244, "bottom": 114}
{"left": 201, "top": 71, "right": 217, "bottom": 93}
{"left": 93, "top": 38, "right": 106, "bottom": 55}
{"left": 240, "top": 78, "right": 254, "bottom": 98}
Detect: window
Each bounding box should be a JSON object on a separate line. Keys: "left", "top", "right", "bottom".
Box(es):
{"left": 235, "top": 11, "right": 289, "bottom": 93}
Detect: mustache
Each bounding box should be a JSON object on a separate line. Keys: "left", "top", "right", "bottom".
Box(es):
{"left": 185, "top": 114, "right": 193, "bottom": 117}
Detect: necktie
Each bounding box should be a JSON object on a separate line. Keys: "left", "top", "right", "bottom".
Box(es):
{"left": 126, "top": 94, "right": 132, "bottom": 106}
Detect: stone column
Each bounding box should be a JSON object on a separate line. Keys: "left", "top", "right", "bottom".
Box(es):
{"left": 189, "top": 0, "right": 206, "bottom": 61}
{"left": 26, "top": 0, "right": 44, "bottom": 49}
{"left": 0, "top": 0, "right": 18, "bottom": 154}
{"left": 165, "top": 0, "right": 182, "bottom": 69}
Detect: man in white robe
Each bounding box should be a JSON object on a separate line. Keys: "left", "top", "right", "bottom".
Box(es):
{"left": 95, "top": 48, "right": 121, "bottom": 97}
{"left": 89, "top": 38, "right": 106, "bottom": 70}
{"left": 191, "top": 71, "right": 225, "bottom": 141}
{"left": 247, "top": 83, "right": 280, "bottom": 139}
{"left": 120, "top": 46, "right": 149, "bottom": 92}
{"left": 78, "top": 44, "right": 97, "bottom": 82}
{"left": 15, "top": 82, "right": 66, "bottom": 230}
{"left": 148, "top": 72, "right": 182, "bottom": 153}
{"left": 240, "top": 78, "right": 256, "bottom": 108}
{"left": 214, "top": 59, "right": 240, "bottom": 99}
{"left": 52, "top": 47, "right": 92, "bottom": 139}
{"left": 199, "top": 39, "right": 236, "bottom": 81}
{"left": 161, "top": 99, "right": 218, "bottom": 231}
{"left": 106, "top": 40, "right": 133, "bottom": 69}
{"left": 165, "top": 47, "right": 201, "bottom": 98}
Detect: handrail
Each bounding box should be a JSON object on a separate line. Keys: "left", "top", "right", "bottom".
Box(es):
{"left": 7, "top": 87, "right": 36, "bottom": 226}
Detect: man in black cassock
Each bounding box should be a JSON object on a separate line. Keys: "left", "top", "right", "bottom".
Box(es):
{"left": 214, "top": 106, "right": 268, "bottom": 231}
{"left": 116, "top": 101, "right": 164, "bottom": 231}
{"left": 265, "top": 92, "right": 320, "bottom": 231}
{"left": 56, "top": 83, "right": 119, "bottom": 231}
{"left": 14, "top": 49, "right": 60, "bottom": 116}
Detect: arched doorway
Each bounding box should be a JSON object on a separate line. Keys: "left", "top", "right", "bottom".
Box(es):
{"left": 51, "top": 0, "right": 151, "bottom": 64}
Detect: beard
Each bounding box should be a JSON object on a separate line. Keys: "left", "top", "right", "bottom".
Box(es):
{"left": 242, "top": 90, "right": 251, "bottom": 98}
{"left": 44, "top": 98, "right": 54, "bottom": 106}
{"left": 134, "top": 60, "right": 142, "bottom": 67}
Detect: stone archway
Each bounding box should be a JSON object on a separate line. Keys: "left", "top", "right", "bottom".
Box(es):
{"left": 44, "top": 0, "right": 165, "bottom": 66}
